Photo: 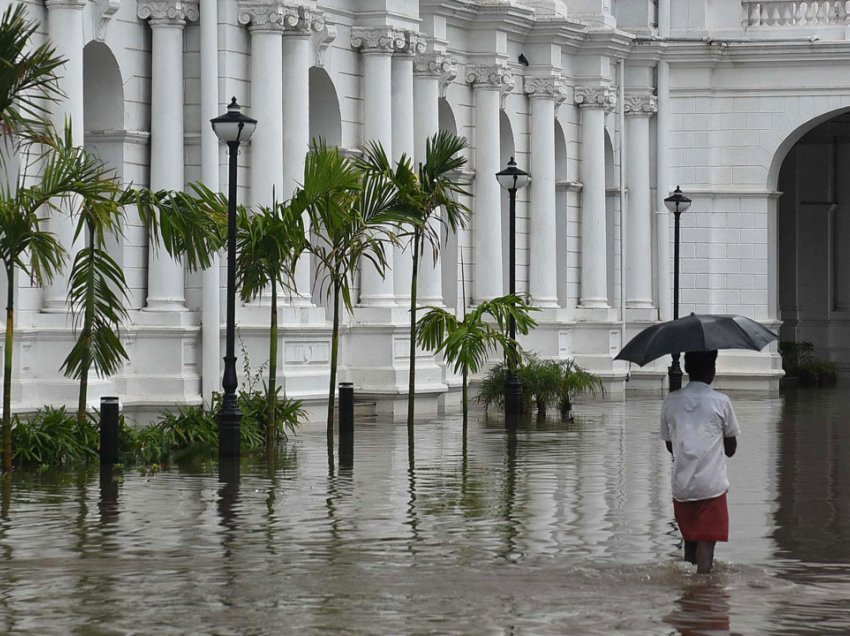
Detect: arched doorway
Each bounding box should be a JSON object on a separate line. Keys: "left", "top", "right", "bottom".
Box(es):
{"left": 776, "top": 109, "right": 850, "bottom": 374}
{"left": 500, "top": 110, "right": 515, "bottom": 295}
{"left": 308, "top": 66, "right": 342, "bottom": 147}
{"left": 83, "top": 42, "right": 124, "bottom": 168}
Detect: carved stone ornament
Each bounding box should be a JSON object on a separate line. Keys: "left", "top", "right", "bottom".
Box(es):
{"left": 94, "top": 0, "right": 121, "bottom": 41}
{"left": 350, "top": 26, "right": 407, "bottom": 54}
{"left": 312, "top": 22, "right": 336, "bottom": 67}
{"left": 624, "top": 95, "right": 658, "bottom": 117}
{"left": 524, "top": 75, "right": 568, "bottom": 101}
{"left": 137, "top": 0, "right": 199, "bottom": 24}
{"left": 573, "top": 86, "right": 617, "bottom": 111}
{"left": 467, "top": 63, "right": 515, "bottom": 109}
{"left": 414, "top": 52, "right": 457, "bottom": 97}
{"left": 237, "top": 2, "right": 323, "bottom": 33}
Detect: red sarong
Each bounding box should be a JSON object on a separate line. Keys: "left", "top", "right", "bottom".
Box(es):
{"left": 673, "top": 492, "right": 729, "bottom": 542}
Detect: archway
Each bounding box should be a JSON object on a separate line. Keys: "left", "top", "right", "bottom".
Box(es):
{"left": 308, "top": 66, "right": 342, "bottom": 147}
{"left": 500, "top": 110, "right": 516, "bottom": 295}
{"left": 83, "top": 41, "right": 124, "bottom": 168}
{"left": 776, "top": 110, "right": 850, "bottom": 375}
{"left": 555, "top": 119, "right": 568, "bottom": 307}
{"left": 439, "top": 98, "right": 460, "bottom": 311}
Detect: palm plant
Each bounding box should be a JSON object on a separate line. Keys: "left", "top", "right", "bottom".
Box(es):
{"left": 0, "top": 4, "right": 65, "bottom": 150}
{"left": 415, "top": 293, "right": 537, "bottom": 431}
{"left": 357, "top": 131, "right": 470, "bottom": 431}
{"left": 293, "top": 139, "right": 399, "bottom": 447}
{"left": 236, "top": 199, "right": 307, "bottom": 452}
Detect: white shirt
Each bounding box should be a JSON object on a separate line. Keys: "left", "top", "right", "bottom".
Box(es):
{"left": 660, "top": 381, "right": 740, "bottom": 502}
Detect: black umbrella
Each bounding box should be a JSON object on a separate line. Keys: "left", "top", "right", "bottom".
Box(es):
{"left": 615, "top": 313, "right": 778, "bottom": 367}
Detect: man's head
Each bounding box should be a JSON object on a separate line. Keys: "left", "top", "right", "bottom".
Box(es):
{"left": 685, "top": 350, "right": 718, "bottom": 384}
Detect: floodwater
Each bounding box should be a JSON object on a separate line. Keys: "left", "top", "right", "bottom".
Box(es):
{"left": 1, "top": 389, "right": 849, "bottom": 634}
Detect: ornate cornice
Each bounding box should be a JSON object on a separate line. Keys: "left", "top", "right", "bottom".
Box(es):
{"left": 624, "top": 95, "right": 657, "bottom": 117}
{"left": 573, "top": 86, "right": 616, "bottom": 111}
{"left": 236, "top": 2, "right": 323, "bottom": 34}
{"left": 137, "top": 0, "right": 198, "bottom": 24}
{"left": 414, "top": 52, "right": 457, "bottom": 97}
{"left": 524, "top": 74, "right": 568, "bottom": 102}
{"left": 350, "top": 26, "right": 406, "bottom": 54}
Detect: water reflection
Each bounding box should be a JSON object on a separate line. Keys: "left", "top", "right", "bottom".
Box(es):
{"left": 664, "top": 582, "right": 731, "bottom": 635}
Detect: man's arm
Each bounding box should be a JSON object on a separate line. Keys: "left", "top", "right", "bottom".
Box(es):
{"left": 724, "top": 436, "right": 737, "bottom": 457}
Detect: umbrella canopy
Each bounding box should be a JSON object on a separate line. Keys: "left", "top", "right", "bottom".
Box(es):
{"left": 615, "top": 314, "right": 778, "bottom": 367}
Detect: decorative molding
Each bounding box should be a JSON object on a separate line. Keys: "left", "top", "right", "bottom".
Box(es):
{"left": 45, "top": 0, "right": 86, "bottom": 9}
{"left": 350, "top": 26, "right": 406, "bottom": 54}
{"left": 466, "top": 63, "right": 515, "bottom": 108}
{"left": 236, "top": 2, "right": 323, "bottom": 33}
{"left": 624, "top": 95, "right": 657, "bottom": 117}
{"left": 573, "top": 86, "right": 616, "bottom": 111}
{"left": 414, "top": 52, "right": 457, "bottom": 97}
{"left": 524, "top": 74, "right": 568, "bottom": 101}
{"left": 91, "top": 0, "right": 121, "bottom": 41}
{"left": 136, "top": 0, "right": 198, "bottom": 24}
{"left": 312, "top": 21, "right": 336, "bottom": 67}
{"left": 398, "top": 31, "right": 427, "bottom": 57}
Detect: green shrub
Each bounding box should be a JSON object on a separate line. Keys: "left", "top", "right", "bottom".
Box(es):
{"left": 478, "top": 354, "right": 602, "bottom": 418}
{"left": 779, "top": 340, "right": 837, "bottom": 387}
{"left": 8, "top": 407, "right": 99, "bottom": 468}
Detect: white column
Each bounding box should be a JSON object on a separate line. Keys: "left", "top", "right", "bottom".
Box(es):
{"left": 656, "top": 61, "right": 672, "bottom": 321}
{"left": 352, "top": 27, "right": 400, "bottom": 306}
{"left": 526, "top": 76, "right": 564, "bottom": 308}
{"left": 242, "top": 13, "right": 285, "bottom": 207}
{"left": 138, "top": 0, "right": 199, "bottom": 311}
{"left": 200, "top": 0, "right": 220, "bottom": 401}
{"left": 413, "top": 53, "right": 455, "bottom": 305}
{"left": 282, "top": 25, "right": 315, "bottom": 302}
{"left": 43, "top": 0, "right": 85, "bottom": 311}
{"left": 625, "top": 95, "right": 657, "bottom": 309}
{"left": 392, "top": 51, "right": 416, "bottom": 303}
{"left": 468, "top": 63, "right": 514, "bottom": 304}
{"left": 575, "top": 86, "right": 615, "bottom": 309}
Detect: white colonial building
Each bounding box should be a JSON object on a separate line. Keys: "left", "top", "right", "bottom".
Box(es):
{"left": 5, "top": 0, "right": 848, "bottom": 419}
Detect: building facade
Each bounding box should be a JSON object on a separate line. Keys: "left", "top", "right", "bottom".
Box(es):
{"left": 6, "top": 0, "right": 848, "bottom": 419}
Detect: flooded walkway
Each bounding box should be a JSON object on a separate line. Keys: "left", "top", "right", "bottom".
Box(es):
{"left": 1, "top": 388, "right": 849, "bottom": 634}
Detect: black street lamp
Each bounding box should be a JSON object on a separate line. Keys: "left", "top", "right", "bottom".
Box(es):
{"left": 210, "top": 97, "right": 257, "bottom": 459}
{"left": 496, "top": 157, "right": 529, "bottom": 419}
{"left": 664, "top": 185, "right": 691, "bottom": 391}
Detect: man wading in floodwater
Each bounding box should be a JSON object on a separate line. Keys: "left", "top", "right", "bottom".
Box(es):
{"left": 661, "top": 350, "right": 739, "bottom": 573}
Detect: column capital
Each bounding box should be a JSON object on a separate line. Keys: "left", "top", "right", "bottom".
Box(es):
{"left": 574, "top": 85, "right": 616, "bottom": 112}
{"left": 624, "top": 94, "right": 657, "bottom": 117}
{"left": 45, "top": 0, "right": 86, "bottom": 10}
{"left": 137, "top": 0, "right": 198, "bottom": 25}
{"left": 237, "top": 2, "right": 323, "bottom": 34}
{"left": 467, "top": 63, "right": 514, "bottom": 109}
{"left": 524, "top": 74, "right": 568, "bottom": 102}
{"left": 414, "top": 52, "right": 457, "bottom": 97}
{"left": 350, "top": 26, "right": 407, "bottom": 55}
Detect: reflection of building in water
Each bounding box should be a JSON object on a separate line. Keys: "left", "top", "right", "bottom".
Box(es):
{"left": 773, "top": 391, "right": 850, "bottom": 565}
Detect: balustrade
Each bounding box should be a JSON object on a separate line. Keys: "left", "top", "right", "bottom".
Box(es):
{"left": 743, "top": 1, "right": 850, "bottom": 27}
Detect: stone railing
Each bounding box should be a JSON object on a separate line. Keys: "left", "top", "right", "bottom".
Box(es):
{"left": 743, "top": 1, "right": 850, "bottom": 27}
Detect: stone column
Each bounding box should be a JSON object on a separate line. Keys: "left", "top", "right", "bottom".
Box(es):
{"left": 237, "top": 3, "right": 285, "bottom": 208}
{"left": 283, "top": 8, "right": 321, "bottom": 302}
{"left": 43, "top": 0, "right": 85, "bottom": 311}
{"left": 391, "top": 32, "right": 424, "bottom": 304}
{"left": 624, "top": 94, "right": 657, "bottom": 310}
{"left": 351, "top": 27, "right": 404, "bottom": 306}
{"left": 414, "top": 53, "right": 456, "bottom": 305}
{"left": 575, "top": 86, "right": 615, "bottom": 309}
{"left": 526, "top": 75, "right": 566, "bottom": 308}
{"left": 467, "top": 63, "right": 514, "bottom": 304}
{"left": 138, "top": 0, "right": 199, "bottom": 311}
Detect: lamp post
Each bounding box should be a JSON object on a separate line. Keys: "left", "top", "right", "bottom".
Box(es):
{"left": 664, "top": 185, "right": 691, "bottom": 391}
{"left": 496, "top": 157, "right": 529, "bottom": 419}
{"left": 210, "top": 97, "right": 257, "bottom": 459}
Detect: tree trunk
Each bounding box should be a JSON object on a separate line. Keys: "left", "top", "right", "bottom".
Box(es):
{"left": 77, "top": 223, "right": 95, "bottom": 424}
{"left": 407, "top": 230, "right": 421, "bottom": 432}
{"left": 266, "top": 281, "right": 278, "bottom": 454}
{"left": 327, "top": 282, "right": 341, "bottom": 451}
{"left": 462, "top": 367, "right": 468, "bottom": 435}
{"left": 3, "top": 267, "right": 14, "bottom": 472}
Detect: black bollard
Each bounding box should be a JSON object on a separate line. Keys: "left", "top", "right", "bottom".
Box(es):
{"left": 338, "top": 382, "right": 354, "bottom": 468}
{"left": 99, "top": 396, "right": 120, "bottom": 465}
